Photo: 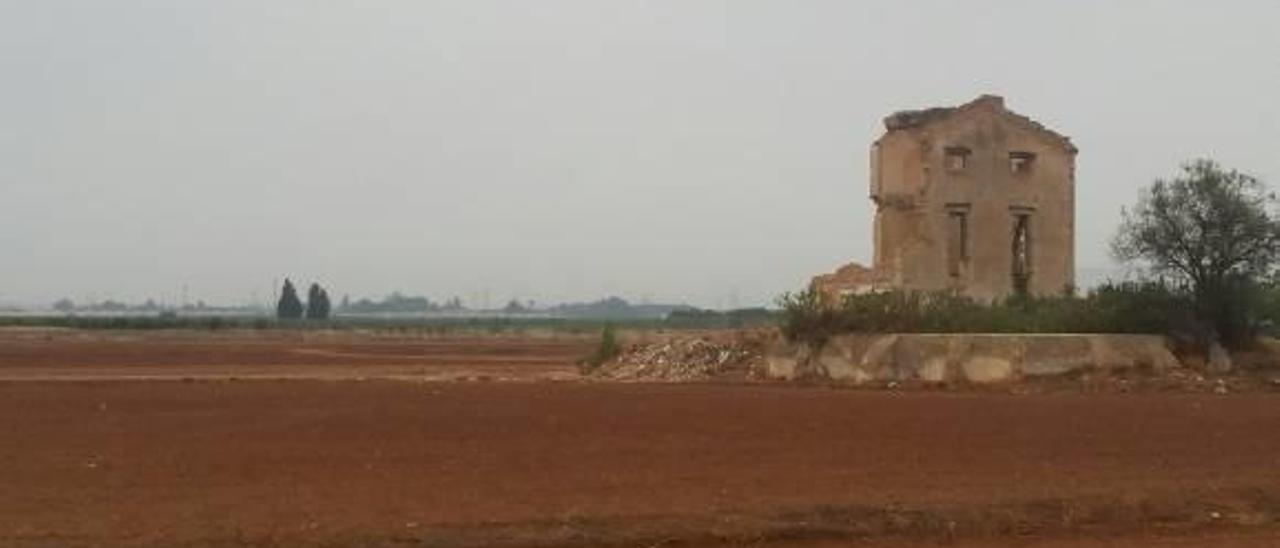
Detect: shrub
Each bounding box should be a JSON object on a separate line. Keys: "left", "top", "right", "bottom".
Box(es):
{"left": 778, "top": 287, "right": 839, "bottom": 347}
{"left": 582, "top": 324, "right": 621, "bottom": 372}
{"left": 778, "top": 282, "right": 1189, "bottom": 346}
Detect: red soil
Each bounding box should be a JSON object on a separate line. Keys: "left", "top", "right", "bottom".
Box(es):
{"left": 4, "top": 381, "right": 1280, "bottom": 546}
{"left": 0, "top": 329, "right": 592, "bottom": 381}
{"left": 1, "top": 330, "right": 1279, "bottom": 547}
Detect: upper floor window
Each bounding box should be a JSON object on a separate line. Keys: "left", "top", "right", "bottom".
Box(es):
{"left": 1009, "top": 151, "right": 1036, "bottom": 174}
{"left": 945, "top": 146, "right": 971, "bottom": 171}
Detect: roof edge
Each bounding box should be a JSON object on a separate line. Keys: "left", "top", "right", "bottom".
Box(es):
{"left": 881, "top": 95, "right": 1077, "bottom": 154}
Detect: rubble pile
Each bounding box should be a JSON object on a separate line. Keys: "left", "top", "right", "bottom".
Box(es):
{"left": 593, "top": 338, "right": 764, "bottom": 382}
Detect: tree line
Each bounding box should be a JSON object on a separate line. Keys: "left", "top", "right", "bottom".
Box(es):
{"left": 275, "top": 282, "right": 474, "bottom": 319}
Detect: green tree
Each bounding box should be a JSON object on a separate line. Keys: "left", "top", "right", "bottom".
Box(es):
{"left": 276, "top": 279, "right": 304, "bottom": 320}
{"left": 305, "top": 283, "right": 331, "bottom": 320}
{"left": 1112, "top": 159, "right": 1280, "bottom": 347}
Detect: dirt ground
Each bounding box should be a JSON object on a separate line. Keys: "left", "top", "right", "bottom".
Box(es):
{"left": 0, "top": 327, "right": 594, "bottom": 382}
{"left": 2, "top": 329, "right": 1280, "bottom": 547}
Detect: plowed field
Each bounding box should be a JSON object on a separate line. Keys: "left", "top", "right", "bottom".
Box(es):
{"left": 2, "top": 329, "right": 1279, "bottom": 547}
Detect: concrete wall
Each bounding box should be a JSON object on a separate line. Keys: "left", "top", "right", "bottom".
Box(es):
{"left": 765, "top": 334, "right": 1179, "bottom": 385}
{"left": 869, "top": 96, "right": 1076, "bottom": 300}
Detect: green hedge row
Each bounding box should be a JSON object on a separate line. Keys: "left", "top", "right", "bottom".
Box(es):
{"left": 779, "top": 282, "right": 1192, "bottom": 347}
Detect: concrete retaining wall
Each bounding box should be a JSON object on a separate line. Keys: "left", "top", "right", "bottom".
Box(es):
{"left": 765, "top": 334, "right": 1179, "bottom": 384}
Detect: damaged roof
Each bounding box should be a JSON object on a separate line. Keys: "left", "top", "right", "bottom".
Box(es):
{"left": 882, "top": 95, "right": 1077, "bottom": 153}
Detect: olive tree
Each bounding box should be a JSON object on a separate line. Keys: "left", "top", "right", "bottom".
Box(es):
{"left": 1112, "top": 159, "right": 1280, "bottom": 346}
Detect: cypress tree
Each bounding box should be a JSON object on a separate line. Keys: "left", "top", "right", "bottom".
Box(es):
{"left": 306, "top": 283, "right": 331, "bottom": 320}
{"left": 276, "top": 279, "right": 304, "bottom": 320}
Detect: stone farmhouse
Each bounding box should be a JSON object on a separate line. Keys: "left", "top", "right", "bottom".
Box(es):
{"left": 814, "top": 95, "right": 1077, "bottom": 301}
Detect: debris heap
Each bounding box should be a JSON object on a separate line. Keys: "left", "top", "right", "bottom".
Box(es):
{"left": 592, "top": 338, "right": 763, "bottom": 382}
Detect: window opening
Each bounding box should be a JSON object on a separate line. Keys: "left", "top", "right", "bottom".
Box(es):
{"left": 1012, "top": 214, "right": 1032, "bottom": 293}
{"left": 945, "top": 147, "right": 971, "bottom": 171}
{"left": 1009, "top": 151, "right": 1036, "bottom": 174}
{"left": 948, "top": 211, "right": 969, "bottom": 277}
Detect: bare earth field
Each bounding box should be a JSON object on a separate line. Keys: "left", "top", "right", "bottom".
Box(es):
{"left": 2, "top": 329, "right": 1280, "bottom": 547}
{"left": 0, "top": 328, "right": 594, "bottom": 382}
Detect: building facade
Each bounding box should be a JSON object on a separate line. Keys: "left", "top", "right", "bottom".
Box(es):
{"left": 816, "top": 95, "right": 1077, "bottom": 301}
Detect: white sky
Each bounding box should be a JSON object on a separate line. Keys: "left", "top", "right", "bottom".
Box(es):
{"left": 2, "top": 1, "right": 1278, "bottom": 308}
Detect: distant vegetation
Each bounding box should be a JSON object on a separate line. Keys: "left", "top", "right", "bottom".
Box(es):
{"left": 339, "top": 292, "right": 463, "bottom": 314}
{"left": 548, "top": 297, "right": 693, "bottom": 320}
{"left": 665, "top": 307, "right": 776, "bottom": 329}
{"left": 0, "top": 296, "right": 772, "bottom": 332}
{"left": 6, "top": 292, "right": 742, "bottom": 330}
{"left": 0, "top": 315, "right": 273, "bottom": 331}
{"left": 0, "top": 314, "right": 763, "bottom": 333}
{"left": 46, "top": 298, "right": 259, "bottom": 315}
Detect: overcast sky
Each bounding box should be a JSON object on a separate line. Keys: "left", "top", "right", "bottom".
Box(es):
{"left": 3, "top": 1, "right": 1278, "bottom": 308}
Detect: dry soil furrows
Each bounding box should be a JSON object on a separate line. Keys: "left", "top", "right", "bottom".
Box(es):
{"left": 3, "top": 380, "right": 1280, "bottom": 546}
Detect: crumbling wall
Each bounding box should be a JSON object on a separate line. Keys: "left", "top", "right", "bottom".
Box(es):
{"left": 867, "top": 95, "right": 1076, "bottom": 300}
{"left": 810, "top": 262, "right": 881, "bottom": 303}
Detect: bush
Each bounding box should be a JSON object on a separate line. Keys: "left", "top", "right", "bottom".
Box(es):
{"left": 778, "top": 288, "right": 841, "bottom": 347}
{"left": 582, "top": 324, "right": 621, "bottom": 372}
{"left": 779, "top": 282, "right": 1190, "bottom": 347}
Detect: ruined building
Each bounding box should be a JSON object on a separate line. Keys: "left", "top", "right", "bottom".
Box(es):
{"left": 814, "top": 95, "right": 1077, "bottom": 301}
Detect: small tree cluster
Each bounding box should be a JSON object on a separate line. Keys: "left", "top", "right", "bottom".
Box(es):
{"left": 276, "top": 279, "right": 331, "bottom": 320}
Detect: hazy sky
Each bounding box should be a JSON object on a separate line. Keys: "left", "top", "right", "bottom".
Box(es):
{"left": 3, "top": 1, "right": 1278, "bottom": 308}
